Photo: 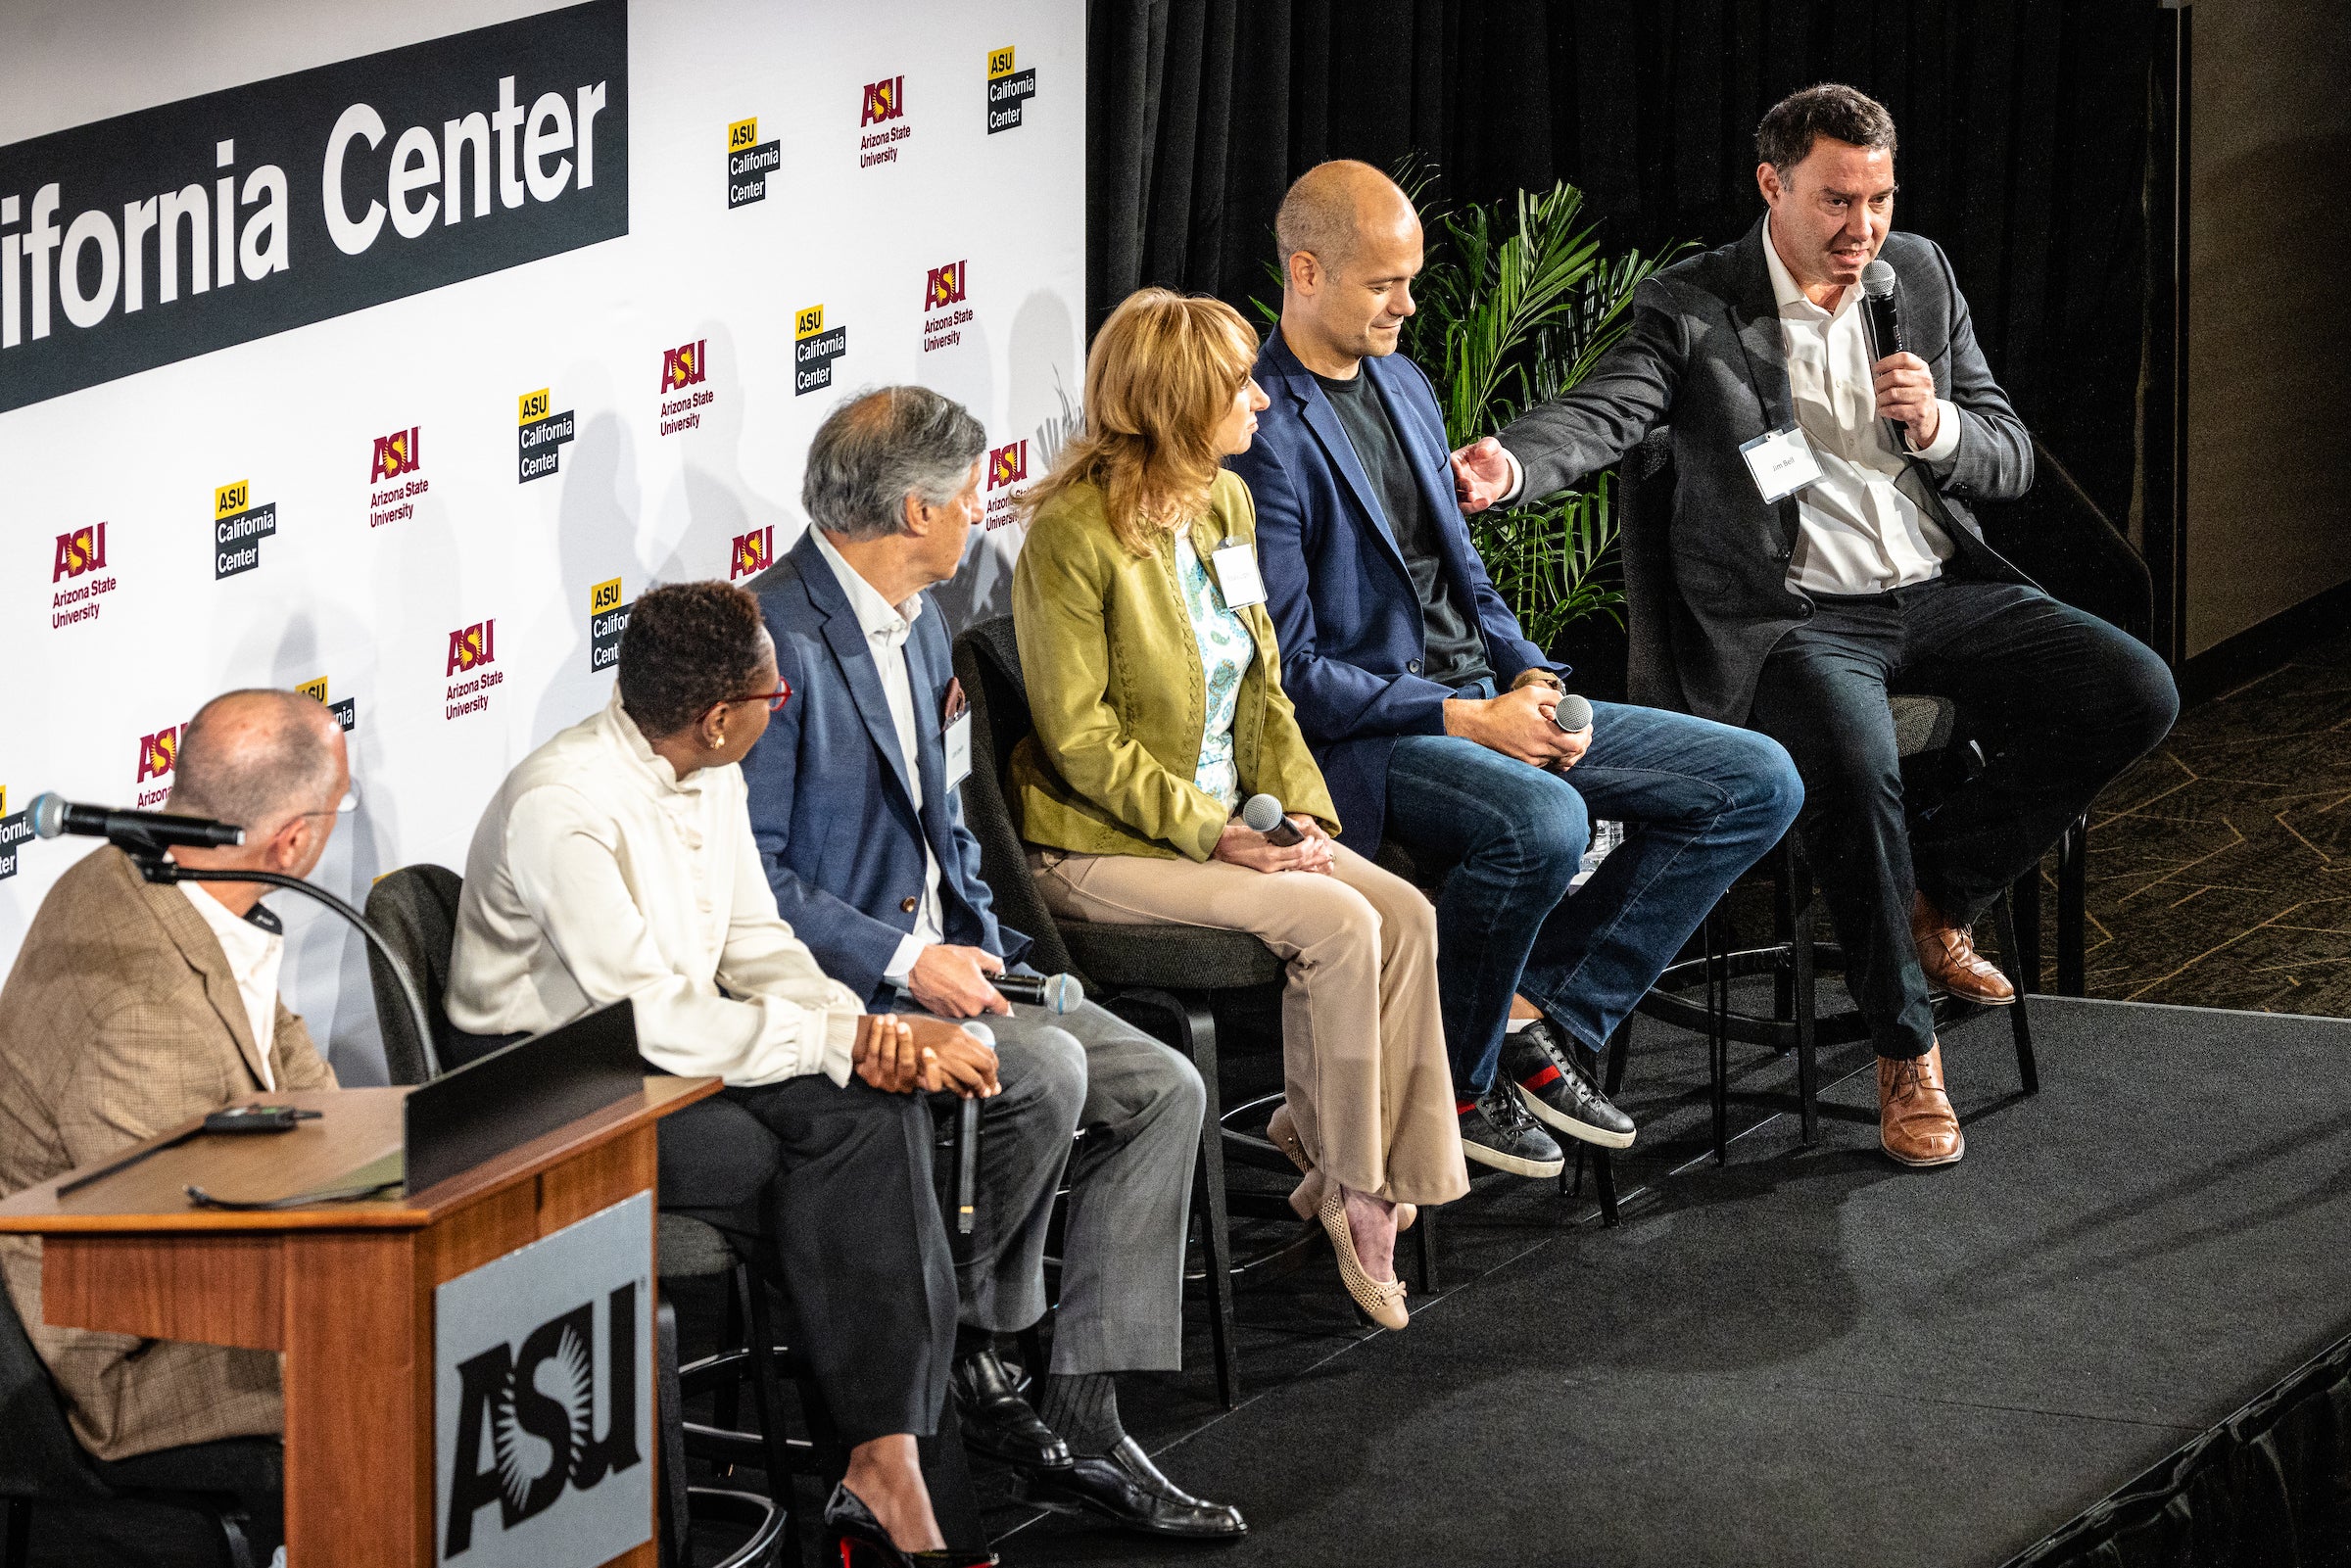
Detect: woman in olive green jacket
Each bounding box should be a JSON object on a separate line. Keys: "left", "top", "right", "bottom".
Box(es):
{"left": 1011, "top": 289, "right": 1467, "bottom": 1332}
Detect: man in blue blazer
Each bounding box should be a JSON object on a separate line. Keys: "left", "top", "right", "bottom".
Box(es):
{"left": 742, "top": 387, "right": 1241, "bottom": 1541}
{"left": 1228, "top": 162, "right": 1803, "bottom": 1180}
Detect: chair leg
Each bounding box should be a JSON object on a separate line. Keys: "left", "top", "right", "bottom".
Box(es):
{"left": 655, "top": 1297, "right": 691, "bottom": 1568}
{"left": 2012, "top": 856, "right": 2045, "bottom": 996}
{"left": 1566, "top": 1145, "right": 1585, "bottom": 1198}
{"left": 1995, "top": 886, "right": 2041, "bottom": 1095}
{"left": 1707, "top": 903, "right": 1728, "bottom": 1165}
{"left": 3, "top": 1499, "right": 28, "bottom": 1568}
{"left": 737, "top": 1267, "right": 795, "bottom": 1490}
{"left": 1603, "top": 1016, "right": 1631, "bottom": 1098}
{"left": 712, "top": 1262, "right": 744, "bottom": 1469}
{"left": 1789, "top": 846, "right": 1820, "bottom": 1147}
{"left": 1120, "top": 988, "right": 1241, "bottom": 1409}
{"left": 2057, "top": 811, "right": 2088, "bottom": 997}
{"left": 1414, "top": 1205, "right": 1440, "bottom": 1295}
{"left": 1772, "top": 859, "right": 1798, "bottom": 1023}
{"left": 1592, "top": 1149, "right": 1619, "bottom": 1228}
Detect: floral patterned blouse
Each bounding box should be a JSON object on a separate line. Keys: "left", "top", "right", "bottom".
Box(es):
{"left": 1173, "top": 531, "right": 1256, "bottom": 811}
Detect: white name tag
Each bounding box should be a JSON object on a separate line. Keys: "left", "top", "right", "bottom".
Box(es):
{"left": 1739, "top": 424, "right": 1825, "bottom": 504}
{"left": 1210, "top": 543, "right": 1268, "bottom": 608}
{"left": 943, "top": 708, "right": 972, "bottom": 789}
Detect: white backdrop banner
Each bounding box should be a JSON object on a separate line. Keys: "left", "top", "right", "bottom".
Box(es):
{"left": 0, "top": 0, "right": 1086, "bottom": 1081}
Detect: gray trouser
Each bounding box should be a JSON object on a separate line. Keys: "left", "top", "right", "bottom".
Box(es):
{"left": 949, "top": 1000, "right": 1204, "bottom": 1376}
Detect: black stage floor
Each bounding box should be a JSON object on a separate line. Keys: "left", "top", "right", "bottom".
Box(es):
{"left": 988, "top": 996, "right": 2351, "bottom": 1568}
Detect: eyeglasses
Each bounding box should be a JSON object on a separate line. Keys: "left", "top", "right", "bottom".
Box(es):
{"left": 717, "top": 679, "right": 792, "bottom": 713}
{"left": 294, "top": 784, "right": 360, "bottom": 821}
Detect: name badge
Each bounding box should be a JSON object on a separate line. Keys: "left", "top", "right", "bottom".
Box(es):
{"left": 1739, "top": 424, "right": 1825, "bottom": 504}
{"left": 1210, "top": 543, "right": 1268, "bottom": 608}
{"left": 943, "top": 708, "right": 972, "bottom": 789}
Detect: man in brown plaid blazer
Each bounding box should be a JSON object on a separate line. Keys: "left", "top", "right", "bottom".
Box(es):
{"left": 0, "top": 689, "right": 348, "bottom": 1460}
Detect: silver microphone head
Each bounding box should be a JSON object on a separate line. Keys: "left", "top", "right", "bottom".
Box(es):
{"left": 28, "top": 793, "right": 68, "bottom": 839}
{"left": 1860, "top": 260, "right": 1897, "bottom": 300}
{"left": 1553, "top": 693, "right": 1594, "bottom": 734}
{"left": 1241, "top": 793, "right": 1286, "bottom": 834}
{"left": 960, "top": 1021, "right": 996, "bottom": 1049}
{"left": 1040, "top": 973, "right": 1083, "bottom": 1015}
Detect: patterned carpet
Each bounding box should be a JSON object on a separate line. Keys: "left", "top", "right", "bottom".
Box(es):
{"left": 2073, "top": 629, "right": 2351, "bottom": 1014}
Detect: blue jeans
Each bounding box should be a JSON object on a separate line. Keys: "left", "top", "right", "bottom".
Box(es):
{"left": 1384, "top": 700, "right": 1803, "bottom": 1094}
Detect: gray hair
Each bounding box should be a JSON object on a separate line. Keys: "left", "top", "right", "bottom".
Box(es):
{"left": 167, "top": 689, "right": 341, "bottom": 832}
{"left": 801, "top": 386, "right": 988, "bottom": 543}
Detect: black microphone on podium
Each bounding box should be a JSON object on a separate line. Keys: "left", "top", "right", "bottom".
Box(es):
{"left": 28, "top": 790, "right": 444, "bottom": 1077}
{"left": 28, "top": 792, "right": 244, "bottom": 853}
{"left": 1242, "top": 792, "right": 1305, "bottom": 846}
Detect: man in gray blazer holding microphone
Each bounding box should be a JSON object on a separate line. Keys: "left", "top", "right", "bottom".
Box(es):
{"left": 1453, "top": 84, "right": 2177, "bottom": 1166}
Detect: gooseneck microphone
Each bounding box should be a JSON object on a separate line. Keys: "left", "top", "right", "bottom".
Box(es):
{"left": 1551, "top": 692, "right": 1594, "bottom": 735}
{"left": 28, "top": 792, "right": 244, "bottom": 852}
{"left": 1241, "top": 792, "right": 1305, "bottom": 846}
{"left": 1859, "top": 259, "right": 1904, "bottom": 359}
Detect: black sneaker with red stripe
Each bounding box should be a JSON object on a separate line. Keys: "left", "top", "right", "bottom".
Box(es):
{"left": 1456, "top": 1084, "right": 1564, "bottom": 1178}
{"left": 1504, "top": 1019, "right": 1636, "bottom": 1150}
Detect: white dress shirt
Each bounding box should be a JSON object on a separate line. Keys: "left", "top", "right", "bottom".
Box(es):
{"left": 810, "top": 529, "right": 947, "bottom": 986}
{"left": 445, "top": 688, "right": 864, "bottom": 1086}
{"left": 179, "top": 883, "right": 282, "bottom": 1091}
{"left": 1760, "top": 214, "right": 1961, "bottom": 594}
{"left": 1494, "top": 217, "right": 1964, "bottom": 595}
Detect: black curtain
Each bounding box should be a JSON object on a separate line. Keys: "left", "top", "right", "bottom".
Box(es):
{"left": 1089, "top": 0, "right": 2158, "bottom": 531}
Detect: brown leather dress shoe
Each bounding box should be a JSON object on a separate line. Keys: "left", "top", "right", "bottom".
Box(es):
{"left": 1911, "top": 893, "right": 2016, "bottom": 1005}
{"left": 1878, "top": 1042, "right": 1964, "bottom": 1167}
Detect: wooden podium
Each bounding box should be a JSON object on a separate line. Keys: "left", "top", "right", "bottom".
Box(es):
{"left": 0, "top": 1076, "right": 719, "bottom": 1568}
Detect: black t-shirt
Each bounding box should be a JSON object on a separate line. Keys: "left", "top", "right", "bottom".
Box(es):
{"left": 1313, "top": 369, "right": 1494, "bottom": 689}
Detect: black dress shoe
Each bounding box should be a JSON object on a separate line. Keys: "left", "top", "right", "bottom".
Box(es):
{"left": 1020, "top": 1437, "right": 1247, "bottom": 1539}
{"left": 951, "top": 1349, "right": 1073, "bottom": 1471}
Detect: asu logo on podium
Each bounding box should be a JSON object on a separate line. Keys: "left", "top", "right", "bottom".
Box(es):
{"left": 369, "top": 426, "right": 428, "bottom": 527}
{"left": 49, "top": 521, "right": 118, "bottom": 630}
{"left": 518, "top": 387, "right": 577, "bottom": 484}
{"left": 725, "top": 116, "right": 780, "bottom": 209}
{"left": 730, "top": 527, "right": 774, "bottom": 581}
{"left": 922, "top": 261, "right": 972, "bottom": 355}
{"left": 296, "top": 676, "right": 358, "bottom": 733}
{"left": 657, "top": 340, "right": 714, "bottom": 437}
{"left": 985, "top": 45, "right": 1037, "bottom": 133}
{"left": 858, "top": 74, "right": 911, "bottom": 166}
{"left": 793, "top": 304, "right": 848, "bottom": 396}
{"left": 446, "top": 618, "right": 503, "bottom": 720}
{"left": 214, "top": 479, "right": 279, "bottom": 581}
{"left": 589, "top": 577, "right": 631, "bottom": 672}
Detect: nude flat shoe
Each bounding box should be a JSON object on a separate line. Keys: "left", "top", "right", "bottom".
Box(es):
{"left": 1318, "top": 1183, "right": 1408, "bottom": 1331}
{"left": 1270, "top": 1103, "right": 1415, "bottom": 1230}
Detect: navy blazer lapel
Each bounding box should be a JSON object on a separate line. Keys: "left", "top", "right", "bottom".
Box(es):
{"left": 1270, "top": 331, "right": 1413, "bottom": 583}
{"left": 1730, "top": 218, "right": 1796, "bottom": 433}
{"left": 792, "top": 533, "right": 919, "bottom": 812}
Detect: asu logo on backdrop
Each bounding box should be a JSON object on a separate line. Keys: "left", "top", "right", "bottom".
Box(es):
{"left": 730, "top": 528, "right": 774, "bottom": 581}
{"left": 726, "top": 116, "right": 781, "bottom": 209}
{"left": 984, "top": 440, "right": 1034, "bottom": 531}
{"left": 793, "top": 304, "right": 849, "bottom": 396}
{"left": 214, "top": 479, "right": 279, "bottom": 581}
{"left": 368, "top": 426, "right": 428, "bottom": 527}
{"left": 446, "top": 619, "right": 503, "bottom": 720}
{"left": 985, "top": 45, "right": 1037, "bottom": 133}
{"left": 657, "top": 341, "right": 715, "bottom": 437}
{"left": 922, "top": 261, "right": 973, "bottom": 354}
{"left": 50, "top": 521, "right": 119, "bottom": 630}
{"left": 134, "top": 726, "right": 180, "bottom": 806}
{"left": 858, "top": 74, "right": 912, "bottom": 166}
{"left": 988, "top": 441, "right": 1028, "bottom": 491}
{"left": 518, "top": 387, "right": 577, "bottom": 483}
{"left": 297, "top": 676, "right": 358, "bottom": 733}
{"left": 590, "top": 577, "right": 631, "bottom": 672}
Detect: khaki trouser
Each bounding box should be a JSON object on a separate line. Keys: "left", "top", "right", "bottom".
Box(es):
{"left": 1032, "top": 842, "right": 1469, "bottom": 1207}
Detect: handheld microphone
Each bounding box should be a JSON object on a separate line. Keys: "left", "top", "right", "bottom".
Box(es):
{"left": 28, "top": 793, "right": 244, "bottom": 851}
{"left": 1859, "top": 260, "right": 1904, "bottom": 359}
{"left": 1241, "top": 792, "right": 1305, "bottom": 846}
{"left": 990, "top": 972, "right": 1084, "bottom": 1014}
{"left": 1551, "top": 692, "right": 1594, "bottom": 735}
{"left": 953, "top": 1022, "right": 992, "bottom": 1237}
